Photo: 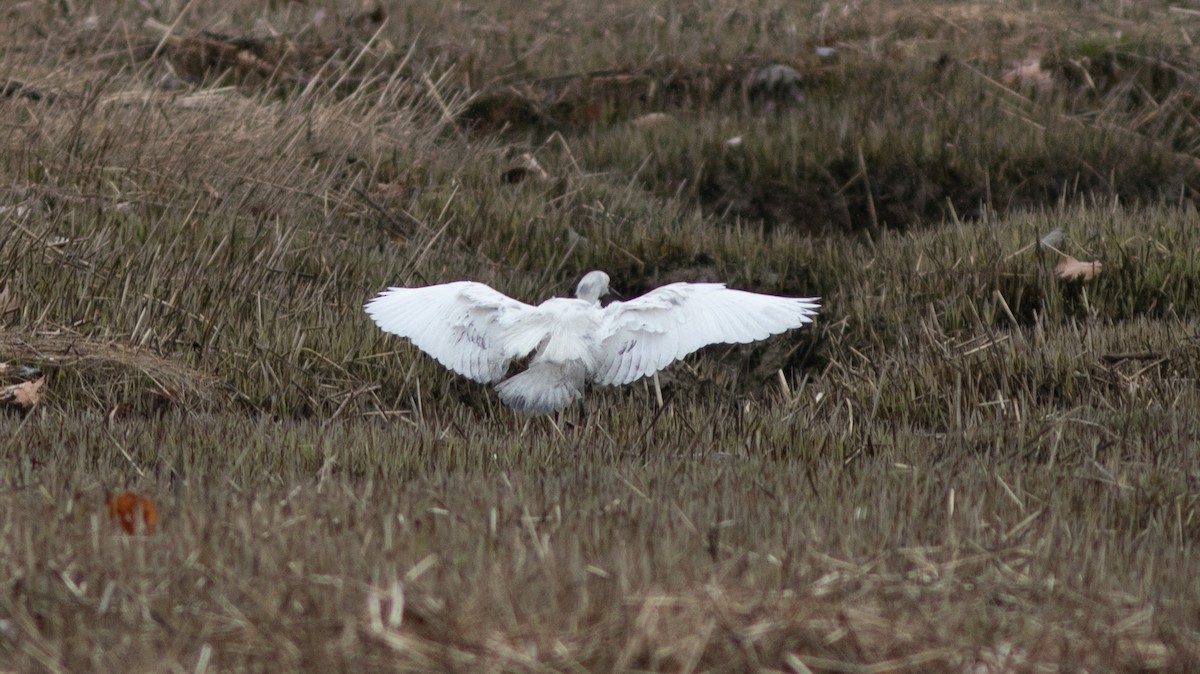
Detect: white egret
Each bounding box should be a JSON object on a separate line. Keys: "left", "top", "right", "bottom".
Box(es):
{"left": 364, "top": 271, "right": 819, "bottom": 414}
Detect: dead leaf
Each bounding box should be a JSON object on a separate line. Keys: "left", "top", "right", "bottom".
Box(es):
{"left": 107, "top": 492, "right": 159, "bottom": 535}
{"left": 1056, "top": 256, "right": 1102, "bottom": 281}
{"left": 1002, "top": 57, "right": 1054, "bottom": 94}
{"left": 0, "top": 377, "right": 43, "bottom": 411}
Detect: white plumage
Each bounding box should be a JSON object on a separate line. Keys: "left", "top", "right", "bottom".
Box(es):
{"left": 364, "top": 271, "right": 819, "bottom": 414}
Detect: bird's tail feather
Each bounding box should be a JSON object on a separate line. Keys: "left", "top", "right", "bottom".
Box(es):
{"left": 495, "top": 362, "right": 584, "bottom": 415}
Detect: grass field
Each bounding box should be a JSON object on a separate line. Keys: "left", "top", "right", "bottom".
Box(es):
{"left": 2, "top": 1, "right": 1200, "bottom": 671}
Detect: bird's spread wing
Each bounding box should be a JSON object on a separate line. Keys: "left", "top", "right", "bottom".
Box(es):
{"left": 592, "top": 283, "right": 819, "bottom": 386}
{"left": 364, "top": 282, "right": 545, "bottom": 383}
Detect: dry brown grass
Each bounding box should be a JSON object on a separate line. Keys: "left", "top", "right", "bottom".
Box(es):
{"left": 2, "top": 1, "right": 1200, "bottom": 672}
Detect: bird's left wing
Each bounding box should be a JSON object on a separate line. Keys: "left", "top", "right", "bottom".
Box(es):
{"left": 592, "top": 283, "right": 819, "bottom": 386}
{"left": 365, "top": 281, "right": 544, "bottom": 383}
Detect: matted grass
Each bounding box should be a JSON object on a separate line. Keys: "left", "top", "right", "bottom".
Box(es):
{"left": 2, "top": 1, "right": 1199, "bottom": 672}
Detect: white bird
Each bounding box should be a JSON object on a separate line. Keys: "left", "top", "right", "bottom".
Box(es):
{"left": 364, "top": 271, "right": 819, "bottom": 414}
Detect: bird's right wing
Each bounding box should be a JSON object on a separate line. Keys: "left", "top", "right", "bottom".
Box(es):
{"left": 593, "top": 283, "right": 819, "bottom": 386}
{"left": 364, "top": 282, "right": 544, "bottom": 383}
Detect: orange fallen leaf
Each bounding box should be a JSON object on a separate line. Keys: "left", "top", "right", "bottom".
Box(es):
{"left": 0, "top": 377, "right": 43, "bottom": 411}
{"left": 107, "top": 492, "right": 158, "bottom": 534}
{"left": 1055, "top": 256, "right": 1102, "bottom": 281}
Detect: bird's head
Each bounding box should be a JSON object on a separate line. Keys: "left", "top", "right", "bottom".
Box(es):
{"left": 574, "top": 270, "right": 612, "bottom": 304}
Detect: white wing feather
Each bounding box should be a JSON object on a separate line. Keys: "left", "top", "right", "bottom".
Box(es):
{"left": 364, "top": 282, "right": 545, "bottom": 383}
{"left": 593, "top": 283, "right": 819, "bottom": 386}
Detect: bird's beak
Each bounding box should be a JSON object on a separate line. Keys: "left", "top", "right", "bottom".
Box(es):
{"left": 608, "top": 287, "right": 623, "bottom": 300}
